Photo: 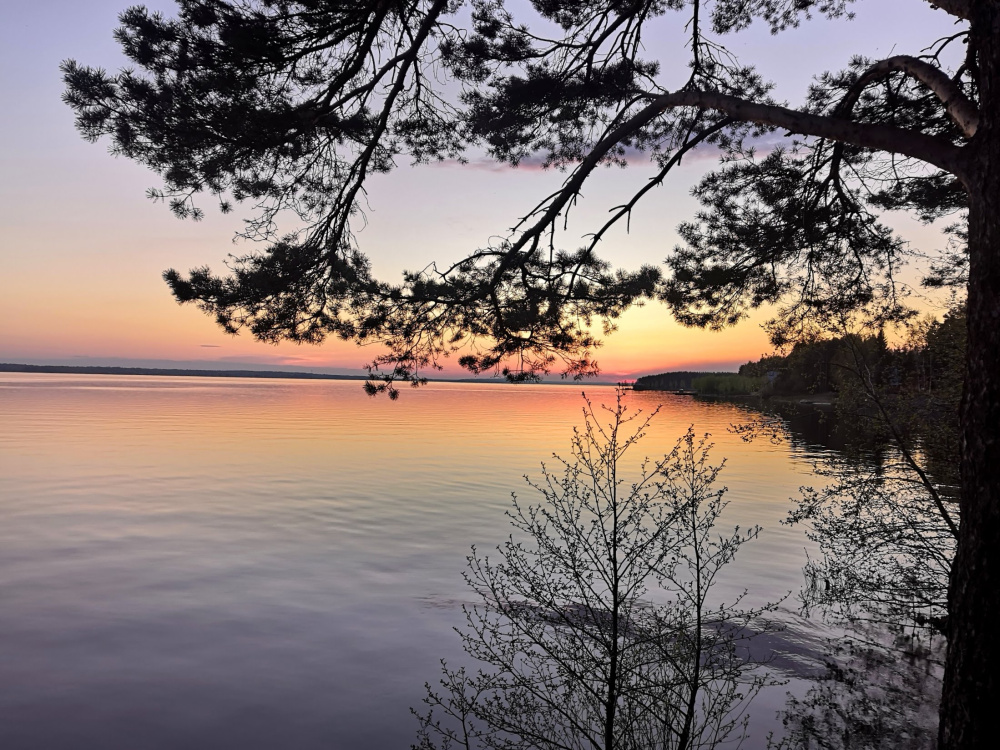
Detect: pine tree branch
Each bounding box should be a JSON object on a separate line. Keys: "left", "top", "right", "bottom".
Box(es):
{"left": 486, "top": 82, "right": 969, "bottom": 333}
{"left": 647, "top": 89, "right": 970, "bottom": 181}
{"left": 928, "top": 0, "right": 972, "bottom": 20}
{"left": 841, "top": 55, "right": 979, "bottom": 138}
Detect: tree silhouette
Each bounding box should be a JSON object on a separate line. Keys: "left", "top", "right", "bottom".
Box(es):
{"left": 62, "top": 2, "right": 1000, "bottom": 745}
{"left": 414, "top": 396, "right": 773, "bottom": 750}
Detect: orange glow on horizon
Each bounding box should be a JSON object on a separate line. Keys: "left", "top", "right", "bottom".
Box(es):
{"left": 0, "top": 284, "right": 841, "bottom": 378}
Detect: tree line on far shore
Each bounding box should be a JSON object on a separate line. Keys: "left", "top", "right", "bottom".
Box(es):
{"left": 634, "top": 306, "right": 965, "bottom": 403}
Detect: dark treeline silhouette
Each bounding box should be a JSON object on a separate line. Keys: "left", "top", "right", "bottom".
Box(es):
{"left": 738, "top": 308, "right": 965, "bottom": 409}
{"left": 632, "top": 371, "right": 732, "bottom": 392}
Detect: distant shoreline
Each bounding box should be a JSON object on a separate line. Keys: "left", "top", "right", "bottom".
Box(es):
{"left": 0, "top": 363, "right": 370, "bottom": 381}
{"left": 0, "top": 363, "right": 618, "bottom": 386}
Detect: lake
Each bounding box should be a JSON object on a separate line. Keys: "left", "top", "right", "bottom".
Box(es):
{"left": 0, "top": 374, "right": 840, "bottom": 749}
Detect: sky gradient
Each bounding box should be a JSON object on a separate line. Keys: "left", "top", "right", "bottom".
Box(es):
{"left": 0, "top": 1, "right": 957, "bottom": 379}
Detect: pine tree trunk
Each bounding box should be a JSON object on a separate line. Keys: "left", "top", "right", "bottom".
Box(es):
{"left": 939, "top": 4, "right": 1000, "bottom": 746}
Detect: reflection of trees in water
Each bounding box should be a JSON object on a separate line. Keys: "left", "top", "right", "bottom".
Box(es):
{"left": 722, "top": 398, "right": 852, "bottom": 456}
{"left": 414, "top": 376, "right": 953, "bottom": 750}
{"left": 791, "top": 453, "right": 954, "bottom": 636}
{"left": 777, "top": 454, "right": 949, "bottom": 747}
{"left": 730, "top": 351, "right": 956, "bottom": 749}
{"left": 773, "top": 628, "right": 943, "bottom": 750}
{"left": 414, "top": 394, "right": 777, "bottom": 750}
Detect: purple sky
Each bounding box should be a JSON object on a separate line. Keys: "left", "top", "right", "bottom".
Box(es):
{"left": 0, "top": 1, "right": 958, "bottom": 377}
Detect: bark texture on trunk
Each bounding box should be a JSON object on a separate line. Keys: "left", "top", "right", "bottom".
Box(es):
{"left": 940, "top": 3, "right": 1000, "bottom": 747}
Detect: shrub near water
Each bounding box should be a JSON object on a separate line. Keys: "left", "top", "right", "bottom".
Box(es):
{"left": 691, "top": 374, "right": 764, "bottom": 396}
{"left": 413, "top": 394, "right": 775, "bottom": 750}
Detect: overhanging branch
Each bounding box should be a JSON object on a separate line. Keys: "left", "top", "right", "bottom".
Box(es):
{"left": 841, "top": 55, "right": 979, "bottom": 139}
{"left": 491, "top": 81, "right": 970, "bottom": 293}
{"left": 586, "top": 118, "right": 735, "bottom": 252}
{"left": 649, "top": 89, "right": 970, "bottom": 182}
{"left": 490, "top": 96, "right": 671, "bottom": 285}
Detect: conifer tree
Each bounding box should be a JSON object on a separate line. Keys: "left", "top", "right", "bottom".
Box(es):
{"left": 62, "top": 3, "right": 999, "bottom": 744}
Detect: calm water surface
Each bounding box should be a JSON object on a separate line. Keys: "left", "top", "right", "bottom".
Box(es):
{"left": 1, "top": 375, "right": 838, "bottom": 749}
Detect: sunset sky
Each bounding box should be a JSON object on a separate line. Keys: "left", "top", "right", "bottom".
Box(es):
{"left": 0, "top": 1, "right": 958, "bottom": 380}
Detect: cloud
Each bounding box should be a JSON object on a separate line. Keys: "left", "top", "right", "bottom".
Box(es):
{"left": 200, "top": 344, "right": 221, "bottom": 348}
{"left": 426, "top": 131, "right": 789, "bottom": 175}
{"left": 429, "top": 150, "right": 649, "bottom": 174}
{"left": 216, "top": 353, "right": 321, "bottom": 367}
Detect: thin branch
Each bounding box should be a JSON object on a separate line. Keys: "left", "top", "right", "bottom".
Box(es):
{"left": 586, "top": 118, "right": 734, "bottom": 252}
